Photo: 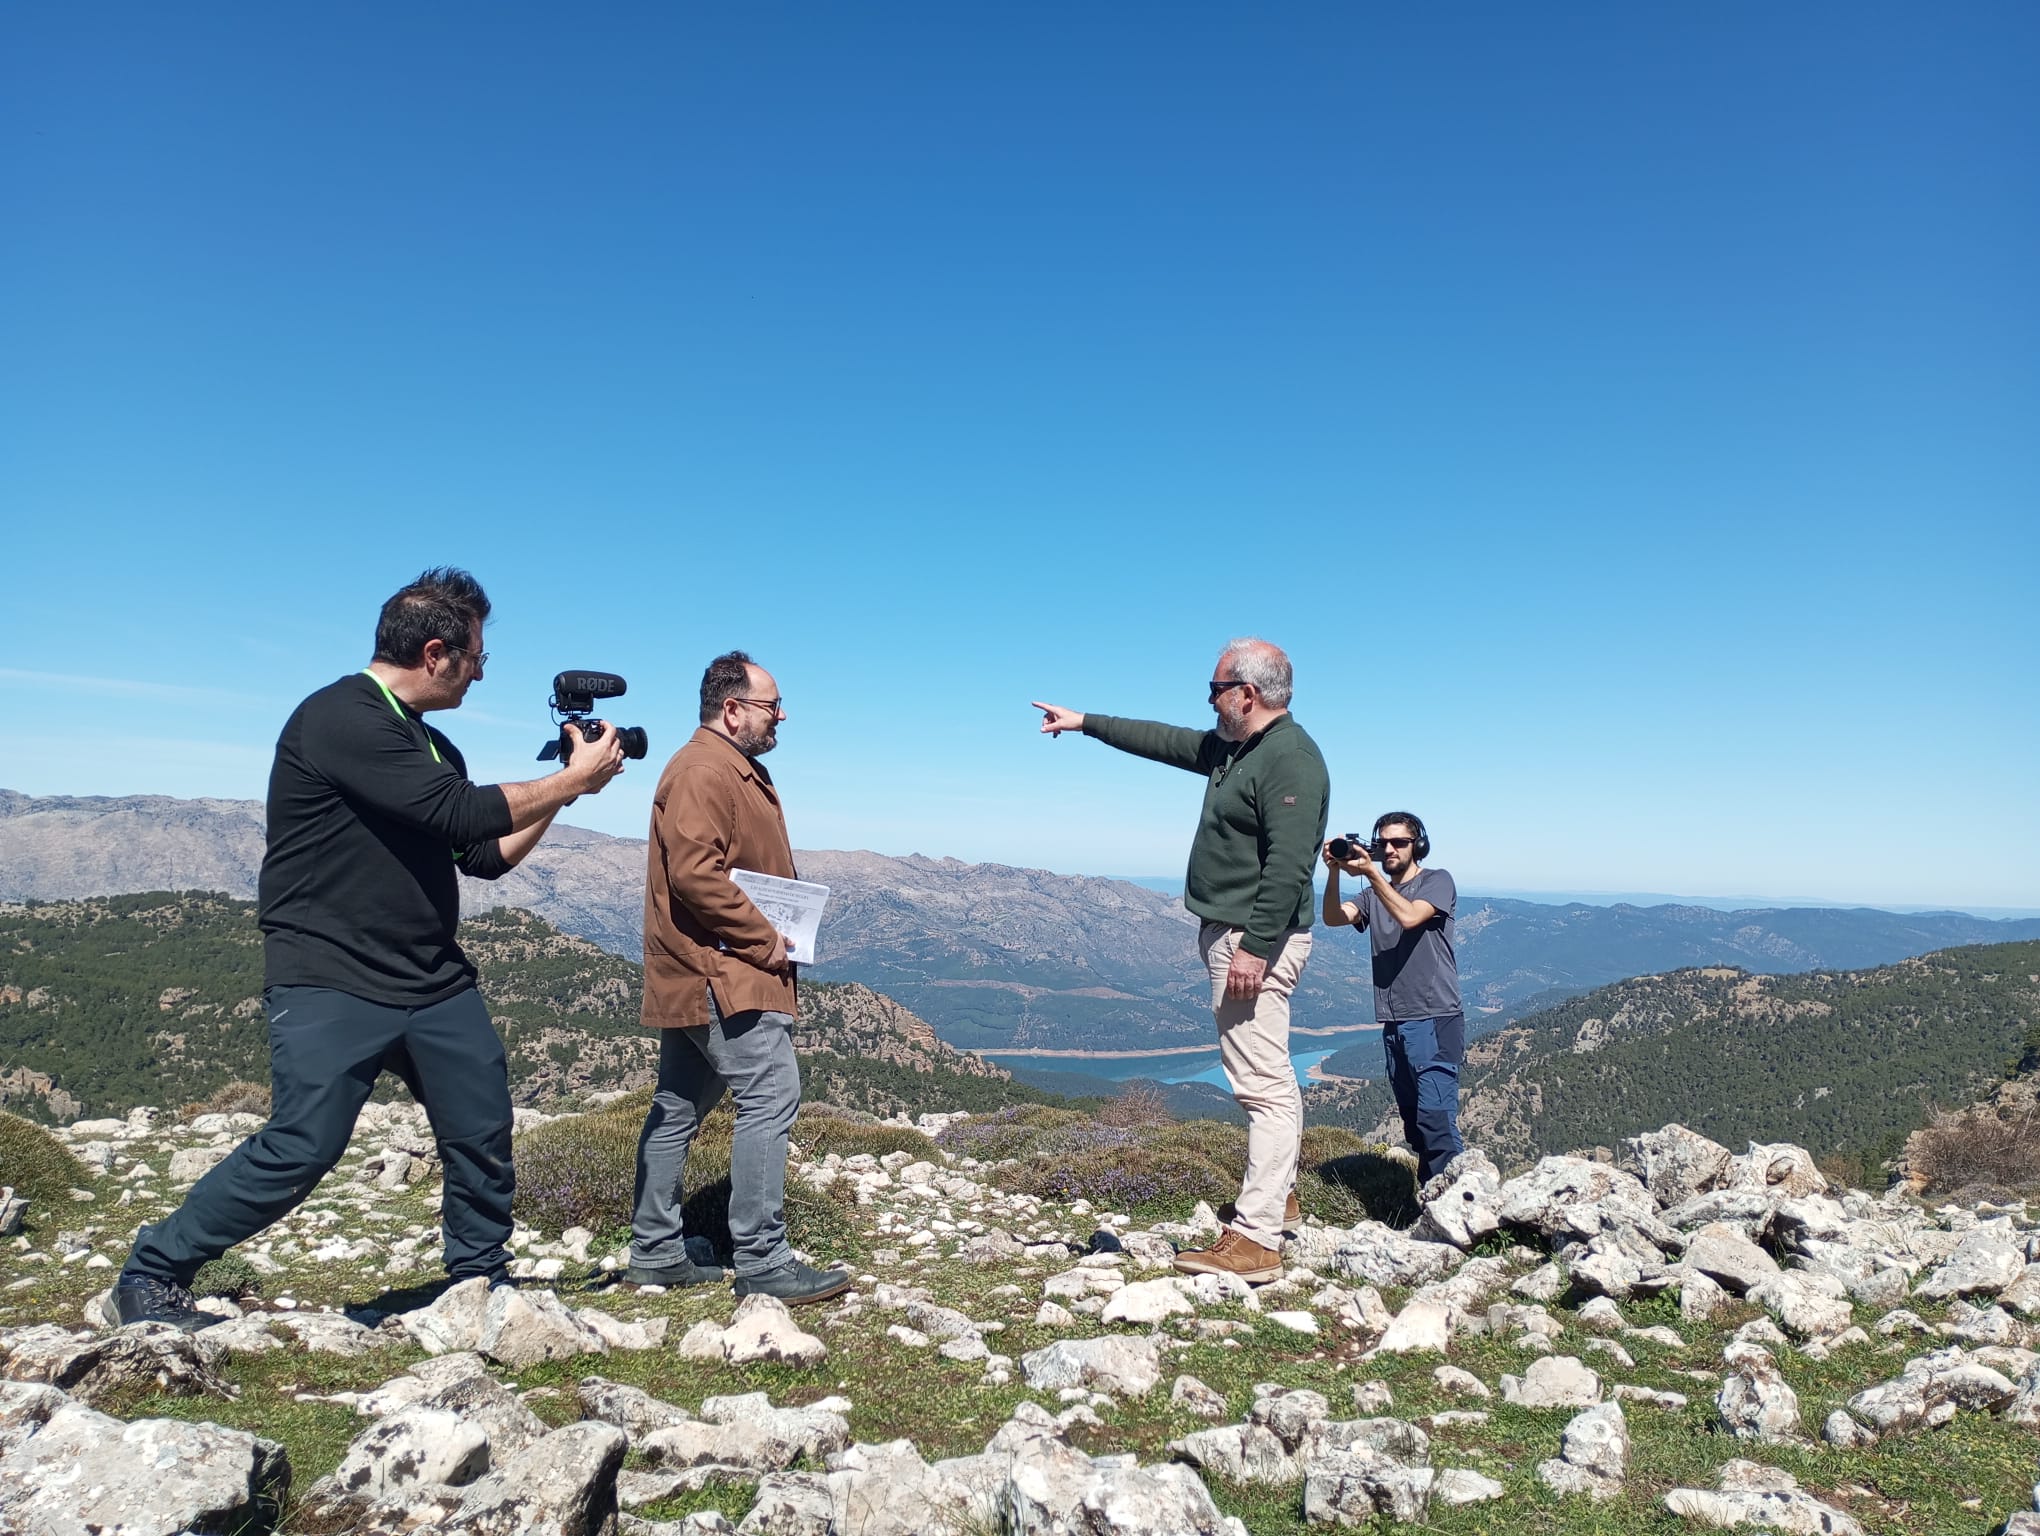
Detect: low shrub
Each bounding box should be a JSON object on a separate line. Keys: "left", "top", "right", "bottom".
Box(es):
{"left": 193, "top": 1254, "right": 263, "bottom": 1299}
{"left": 514, "top": 1099, "right": 859, "bottom": 1266}
{"left": 181, "top": 1081, "right": 271, "bottom": 1120}
{"left": 0, "top": 1112, "right": 85, "bottom": 1222}
{"left": 1906, "top": 1099, "right": 2040, "bottom": 1199}
{"left": 793, "top": 1104, "right": 936, "bottom": 1162}
{"left": 1096, "top": 1082, "right": 1175, "bottom": 1131}
{"left": 935, "top": 1104, "right": 1090, "bottom": 1164}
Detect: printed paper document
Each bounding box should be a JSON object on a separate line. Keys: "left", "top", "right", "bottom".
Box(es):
{"left": 729, "top": 869, "right": 832, "bottom": 963}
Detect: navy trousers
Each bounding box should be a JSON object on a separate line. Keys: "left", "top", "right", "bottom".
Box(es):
{"left": 126, "top": 984, "right": 514, "bottom": 1285}
{"left": 1382, "top": 1014, "right": 1466, "bottom": 1186}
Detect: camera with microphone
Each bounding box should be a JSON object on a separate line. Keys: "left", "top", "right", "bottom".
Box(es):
{"left": 537, "top": 671, "right": 649, "bottom": 764}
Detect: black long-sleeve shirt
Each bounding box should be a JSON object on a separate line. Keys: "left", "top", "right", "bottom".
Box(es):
{"left": 258, "top": 672, "right": 515, "bottom": 1005}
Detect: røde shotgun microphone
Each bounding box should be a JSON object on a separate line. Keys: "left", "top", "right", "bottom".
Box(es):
{"left": 538, "top": 670, "right": 648, "bottom": 762}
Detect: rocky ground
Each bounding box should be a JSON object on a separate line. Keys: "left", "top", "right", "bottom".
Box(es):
{"left": 3, "top": 1109, "right": 2039, "bottom": 1535}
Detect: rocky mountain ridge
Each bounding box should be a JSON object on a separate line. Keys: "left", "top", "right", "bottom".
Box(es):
{"left": 8, "top": 789, "right": 2038, "bottom": 1054}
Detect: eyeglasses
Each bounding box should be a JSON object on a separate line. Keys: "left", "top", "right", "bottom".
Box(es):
{"left": 1377, "top": 836, "right": 1415, "bottom": 850}
{"left": 442, "top": 644, "right": 490, "bottom": 668}
{"left": 732, "top": 696, "right": 785, "bottom": 715}
{"left": 1207, "top": 679, "right": 1250, "bottom": 702}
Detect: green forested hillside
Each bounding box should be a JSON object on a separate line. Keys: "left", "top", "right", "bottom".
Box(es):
{"left": 0, "top": 894, "right": 1057, "bottom": 1122}
{"left": 1457, "top": 941, "right": 2040, "bottom": 1170}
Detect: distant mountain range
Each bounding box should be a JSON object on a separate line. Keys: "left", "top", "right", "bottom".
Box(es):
{"left": 1453, "top": 939, "right": 2040, "bottom": 1171}
{"left": 7, "top": 788, "right": 2038, "bottom": 1052}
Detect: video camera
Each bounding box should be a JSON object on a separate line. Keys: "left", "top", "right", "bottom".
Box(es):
{"left": 1328, "top": 833, "right": 1389, "bottom": 862}
{"left": 537, "top": 671, "right": 649, "bottom": 764}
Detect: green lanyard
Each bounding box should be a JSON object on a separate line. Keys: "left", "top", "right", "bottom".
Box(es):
{"left": 362, "top": 670, "right": 441, "bottom": 763}
{"left": 363, "top": 670, "right": 466, "bottom": 861}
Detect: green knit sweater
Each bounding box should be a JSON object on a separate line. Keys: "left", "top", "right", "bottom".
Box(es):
{"left": 1083, "top": 712, "right": 1330, "bottom": 957}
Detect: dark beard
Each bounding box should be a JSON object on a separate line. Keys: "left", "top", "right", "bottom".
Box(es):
{"left": 734, "top": 723, "right": 777, "bottom": 758}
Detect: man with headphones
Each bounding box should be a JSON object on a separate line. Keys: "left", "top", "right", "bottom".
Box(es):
{"left": 1321, "top": 813, "right": 1465, "bottom": 1185}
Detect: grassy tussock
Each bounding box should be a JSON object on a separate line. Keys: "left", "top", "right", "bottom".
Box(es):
{"left": 0, "top": 1111, "right": 85, "bottom": 1220}
{"left": 941, "top": 1094, "right": 1420, "bottom": 1225}
{"left": 180, "top": 1080, "right": 272, "bottom": 1120}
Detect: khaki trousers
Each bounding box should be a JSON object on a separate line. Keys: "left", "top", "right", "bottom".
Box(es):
{"left": 1200, "top": 921, "right": 1313, "bottom": 1250}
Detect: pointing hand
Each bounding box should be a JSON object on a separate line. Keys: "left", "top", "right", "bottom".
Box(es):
{"left": 1032, "top": 702, "right": 1085, "bottom": 736}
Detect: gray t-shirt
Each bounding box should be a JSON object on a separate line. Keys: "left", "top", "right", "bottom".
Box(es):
{"left": 1353, "top": 866, "right": 1461, "bottom": 1021}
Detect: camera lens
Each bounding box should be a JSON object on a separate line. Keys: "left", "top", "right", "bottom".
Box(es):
{"left": 618, "top": 726, "right": 650, "bottom": 760}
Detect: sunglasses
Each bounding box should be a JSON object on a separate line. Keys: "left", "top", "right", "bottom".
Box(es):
{"left": 1377, "top": 836, "right": 1414, "bottom": 850}
{"left": 1207, "top": 679, "right": 1250, "bottom": 702}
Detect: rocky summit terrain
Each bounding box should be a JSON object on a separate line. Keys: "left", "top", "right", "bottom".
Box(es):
{"left": 4, "top": 1102, "right": 2040, "bottom": 1534}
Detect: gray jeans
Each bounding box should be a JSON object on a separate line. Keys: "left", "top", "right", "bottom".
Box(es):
{"left": 630, "top": 1005, "right": 800, "bottom": 1278}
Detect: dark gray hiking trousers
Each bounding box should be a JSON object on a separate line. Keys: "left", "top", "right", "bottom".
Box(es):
{"left": 125, "top": 984, "right": 514, "bottom": 1285}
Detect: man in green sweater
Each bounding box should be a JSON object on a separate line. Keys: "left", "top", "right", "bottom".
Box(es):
{"left": 1033, "top": 638, "right": 1330, "bottom": 1283}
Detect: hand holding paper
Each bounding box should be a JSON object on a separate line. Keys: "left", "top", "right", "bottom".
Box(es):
{"left": 729, "top": 869, "right": 831, "bottom": 964}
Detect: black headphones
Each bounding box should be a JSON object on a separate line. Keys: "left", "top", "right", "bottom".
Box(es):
{"left": 1376, "top": 812, "right": 1430, "bottom": 861}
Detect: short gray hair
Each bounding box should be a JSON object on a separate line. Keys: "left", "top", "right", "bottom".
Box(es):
{"left": 1221, "top": 637, "right": 1293, "bottom": 708}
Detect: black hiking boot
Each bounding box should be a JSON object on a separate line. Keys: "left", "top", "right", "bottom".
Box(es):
{"left": 112, "top": 1273, "right": 220, "bottom": 1333}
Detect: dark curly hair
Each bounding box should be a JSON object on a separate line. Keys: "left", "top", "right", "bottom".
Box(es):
{"left": 372, "top": 567, "right": 491, "bottom": 667}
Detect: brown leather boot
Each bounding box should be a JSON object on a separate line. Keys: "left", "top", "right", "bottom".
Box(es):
{"left": 1284, "top": 1191, "right": 1302, "bottom": 1229}
{"left": 1173, "top": 1228, "right": 1283, "bottom": 1285}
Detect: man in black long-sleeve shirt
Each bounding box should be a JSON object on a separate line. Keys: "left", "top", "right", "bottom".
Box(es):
{"left": 116, "top": 568, "right": 626, "bottom": 1330}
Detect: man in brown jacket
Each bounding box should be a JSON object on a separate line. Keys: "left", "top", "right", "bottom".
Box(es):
{"left": 629, "top": 650, "right": 849, "bottom": 1304}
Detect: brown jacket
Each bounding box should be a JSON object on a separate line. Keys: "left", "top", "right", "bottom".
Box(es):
{"left": 641, "top": 726, "right": 798, "bottom": 1027}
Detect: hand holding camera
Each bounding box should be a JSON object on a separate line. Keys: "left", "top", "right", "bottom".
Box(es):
{"left": 1326, "top": 833, "right": 1383, "bottom": 874}
{"left": 538, "top": 671, "right": 648, "bottom": 797}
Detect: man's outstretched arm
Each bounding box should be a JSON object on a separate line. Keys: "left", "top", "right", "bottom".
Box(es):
{"left": 1032, "top": 702, "right": 1211, "bottom": 773}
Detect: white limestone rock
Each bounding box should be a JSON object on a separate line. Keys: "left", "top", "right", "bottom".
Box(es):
{"left": 1500, "top": 1354, "right": 1602, "bottom": 1408}
{"left": 318, "top": 1405, "right": 489, "bottom": 1505}
{"left": 1171, "top": 1374, "right": 1230, "bottom": 1421}
{"left": 1916, "top": 1224, "right": 2028, "bottom": 1301}
{"left": 1411, "top": 1149, "right": 1503, "bottom": 1250}
{"left": 1101, "top": 1278, "right": 1192, "bottom": 1326}
{"left": 1301, "top": 1445, "right": 1434, "bottom": 1525}
{"left": 1664, "top": 1459, "right": 1867, "bottom": 1536}
{"left": 442, "top": 1418, "right": 627, "bottom": 1535}
{"left": 1434, "top": 1467, "right": 1506, "bottom": 1505}
{"left": 1368, "top": 1298, "right": 1454, "bottom": 1356}
{"left": 0, "top": 1400, "right": 290, "bottom": 1536}
{"left": 167, "top": 1145, "right": 231, "bottom": 1185}
{"left": 577, "top": 1376, "right": 695, "bottom": 1442}
{"left": 0, "top": 1320, "right": 232, "bottom": 1406}
{"left": 0, "top": 1380, "right": 67, "bottom": 1458}
{"left": 1684, "top": 1222, "right": 1782, "bottom": 1294}
{"left": 1020, "top": 1335, "right": 1161, "bottom": 1397}
{"left": 1534, "top": 1400, "right": 1627, "bottom": 1500}
{"left": 1620, "top": 1124, "right": 1735, "bottom": 1205}
{"left": 399, "top": 1275, "right": 494, "bottom": 1355}
{"left": 1745, "top": 1271, "right": 1853, "bottom": 1341}
{"left": 1496, "top": 1156, "right": 1656, "bottom": 1242}
{"left": 680, "top": 1294, "right": 829, "bottom": 1368}
{"left": 1717, "top": 1341, "right": 1802, "bottom": 1443}
{"left": 1433, "top": 1365, "right": 1491, "bottom": 1399}
{"left": 1729, "top": 1141, "right": 1828, "bottom": 1199}
{"left": 1330, "top": 1224, "right": 1464, "bottom": 1288}
{"left": 1846, "top": 1346, "right": 2019, "bottom": 1431}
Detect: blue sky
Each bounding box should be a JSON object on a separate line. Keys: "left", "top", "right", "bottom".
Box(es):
{"left": 4, "top": 5, "right": 2035, "bottom": 909}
